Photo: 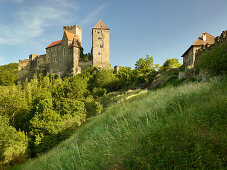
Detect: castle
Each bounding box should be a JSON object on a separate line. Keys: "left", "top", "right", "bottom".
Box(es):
{"left": 18, "top": 20, "right": 110, "bottom": 82}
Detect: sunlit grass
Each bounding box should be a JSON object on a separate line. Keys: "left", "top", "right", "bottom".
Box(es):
{"left": 13, "top": 76, "right": 227, "bottom": 169}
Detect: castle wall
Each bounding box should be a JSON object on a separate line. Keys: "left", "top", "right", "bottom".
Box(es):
{"left": 79, "top": 61, "right": 92, "bottom": 71}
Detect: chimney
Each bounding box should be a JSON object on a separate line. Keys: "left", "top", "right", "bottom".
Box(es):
{"left": 202, "top": 32, "right": 206, "bottom": 41}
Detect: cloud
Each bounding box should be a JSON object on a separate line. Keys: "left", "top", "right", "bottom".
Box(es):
{"left": 0, "top": 0, "right": 79, "bottom": 45}
{"left": 79, "top": 5, "right": 105, "bottom": 26}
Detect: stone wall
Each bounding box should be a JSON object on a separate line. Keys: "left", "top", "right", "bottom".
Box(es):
{"left": 194, "top": 30, "right": 227, "bottom": 66}
{"left": 79, "top": 61, "right": 92, "bottom": 71}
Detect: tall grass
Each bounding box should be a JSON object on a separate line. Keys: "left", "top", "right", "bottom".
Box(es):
{"left": 13, "top": 76, "right": 227, "bottom": 169}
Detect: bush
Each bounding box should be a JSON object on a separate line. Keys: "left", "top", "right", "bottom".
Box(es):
{"left": 0, "top": 115, "right": 28, "bottom": 166}
{"left": 196, "top": 41, "right": 227, "bottom": 75}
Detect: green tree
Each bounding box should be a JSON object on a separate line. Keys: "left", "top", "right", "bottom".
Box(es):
{"left": 135, "top": 55, "right": 155, "bottom": 73}
{"left": 196, "top": 41, "right": 227, "bottom": 75}
{"left": 160, "top": 58, "right": 182, "bottom": 71}
{"left": 0, "top": 63, "right": 18, "bottom": 86}
{"left": 0, "top": 115, "right": 28, "bottom": 165}
{"left": 116, "top": 66, "right": 133, "bottom": 88}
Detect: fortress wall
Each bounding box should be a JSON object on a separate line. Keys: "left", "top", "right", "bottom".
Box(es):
{"left": 79, "top": 61, "right": 92, "bottom": 71}
{"left": 37, "top": 54, "right": 46, "bottom": 66}
{"left": 194, "top": 30, "right": 227, "bottom": 66}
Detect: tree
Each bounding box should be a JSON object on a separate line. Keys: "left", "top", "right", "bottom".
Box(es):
{"left": 0, "top": 115, "right": 28, "bottom": 165}
{"left": 196, "top": 41, "right": 227, "bottom": 75}
{"left": 116, "top": 66, "right": 133, "bottom": 88}
{"left": 135, "top": 55, "right": 155, "bottom": 73}
{"left": 160, "top": 58, "right": 182, "bottom": 71}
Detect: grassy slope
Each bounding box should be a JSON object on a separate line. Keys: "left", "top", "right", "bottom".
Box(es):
{"left": 13, "top": 77, "right": 227, "bottom": 169}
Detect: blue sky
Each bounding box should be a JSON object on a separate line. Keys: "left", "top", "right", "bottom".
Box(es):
{"left": 0, "top": 0, "right": 226, "bottom": 68}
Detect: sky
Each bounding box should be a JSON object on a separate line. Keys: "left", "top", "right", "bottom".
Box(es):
{"left": 0, "top": 0, "right": 226, "bottom": 68}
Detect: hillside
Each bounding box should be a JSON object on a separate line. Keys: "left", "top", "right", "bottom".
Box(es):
{"left": 13, "top": 76, "right": 227, "bottom": 169}
{"left": 0, "top": 63, "right": 18, "bottom": 86}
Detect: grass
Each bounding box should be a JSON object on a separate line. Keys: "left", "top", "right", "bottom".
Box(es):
{"left": 12, "top": 76, "right": 227, "bottom": 169}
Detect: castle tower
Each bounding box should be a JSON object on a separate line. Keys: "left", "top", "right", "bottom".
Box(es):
{"left": 92, "top": 20, "right": 110, "bottom": 68}
{"left": 63, "top": 25, "right": 82, "bottom": 43}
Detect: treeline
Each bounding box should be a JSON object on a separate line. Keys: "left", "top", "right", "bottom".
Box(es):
{"left": 0, "top": 56, "right": 182, "bottom": 166}
{"left": 0, "top": 63, "right": 18, "bottom": 86}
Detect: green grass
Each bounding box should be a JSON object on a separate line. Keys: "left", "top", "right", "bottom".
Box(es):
{"left": 12, "top": 76, "right": 227, "bottom": 169}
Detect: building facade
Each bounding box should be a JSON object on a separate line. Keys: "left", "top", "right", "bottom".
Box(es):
{"left": 181, "top": 32, "right": 215, "bottom": 70}
{"left": 18, "top": 20, "right": 110, "bottom": 82}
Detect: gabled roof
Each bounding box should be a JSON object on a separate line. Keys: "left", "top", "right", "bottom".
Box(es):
{"left": 192, "top": 32, "right": 215, "bottom": 46}
{"left": 46, "top": 40, "right": 62, "bottom": 49}
{"left": 93, "top": 20, "right": 110, "bottom": 30}
{"left": 68, "top": 38, "right": 82, "bottom": 48}
{"left": 181, "top": 32, "right": 215, "bottom": 57}
{"left": 64, "top": 31, "right": 81, "bottom": 43}
{"left": 46, "top": 31, "right": 82, "bottom": 49}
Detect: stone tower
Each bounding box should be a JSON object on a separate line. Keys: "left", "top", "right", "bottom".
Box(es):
{"left": 92, "top": 20, "right": 110, "bottom": 68}
{"left": 63, "top": 25, "right": 82, "bottom": 43}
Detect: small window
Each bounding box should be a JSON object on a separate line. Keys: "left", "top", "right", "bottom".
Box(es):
{"left": 98, "top": 52, "right": 101, "bottom": 55}
{"left": 98, "top": 37, "right": 102, "bottom": 40}
{"left": 100, "top": 44, "right": 103, "bottom": 48}
{"left": 97, "top": 31, "right": 100, "bottom": 34}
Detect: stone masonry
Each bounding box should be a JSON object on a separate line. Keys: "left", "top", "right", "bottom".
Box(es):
{"left": 18, "top": 20, "right": 110, "bottom": 82}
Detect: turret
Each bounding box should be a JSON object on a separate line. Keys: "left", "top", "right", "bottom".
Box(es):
{"left": 92, "top": 20, "right": 110, "bottom": 68}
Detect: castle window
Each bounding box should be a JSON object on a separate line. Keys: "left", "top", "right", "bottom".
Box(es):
{"left": 97, "top": 31, "right": 100, "bottom": 34}
{"left": 98, "top": 37, "right": 102, "bottom": 40}
{"left": 100, "top": 44, "right": 103, "bottom": 48}
{"left": 98, "top": 52, "right": 101, "bottom": 55}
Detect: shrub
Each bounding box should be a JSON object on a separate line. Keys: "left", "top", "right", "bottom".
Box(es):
{"left": 0, "top": 115, "right": 28, "bottom": 166}
{"left": 196, "top": 41, "right": 227, "bottom": 75}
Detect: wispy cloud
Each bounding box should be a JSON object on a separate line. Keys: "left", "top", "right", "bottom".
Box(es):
{"left": 79, "top": 5, "right": 105, "bottom": 26}
{"left": 0, "top": 0, "right": 79, "bottom": 45}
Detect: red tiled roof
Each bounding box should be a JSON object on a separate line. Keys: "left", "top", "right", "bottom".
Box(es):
{"left": 68, "top": 38, "right": 82, "bottom": 48}
{"left": 181, "top": 32, "right": 215, "bottom": 57}
{"left": 65, "top": 31, "right": 82, "bottom": 43}
{"left": 192, "top": 32, "right": 215, "bottom": 46}
{"left": 46, "top": 40, "right": 62, "bottom": 49}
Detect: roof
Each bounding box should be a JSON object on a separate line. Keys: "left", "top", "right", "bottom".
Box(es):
{"left": 46, "top": 31, "right": 82, "bottom": 49}
{"left": 46, "top": 40, "right": 62, "bottom": 49}
{"left": 64, "top": 31, "right": 82, "bottom": 43}
{"left": 93, "top": 20, "right": 110, "bottom": 30}
{"left": 181, "top": 32, "right": 215, "bottom": 57}
{"left": 192, "top": 32, "right": 215, "bottom": 46}
{"left": 68, "top": 38, "right": 82, "bottom": 48}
